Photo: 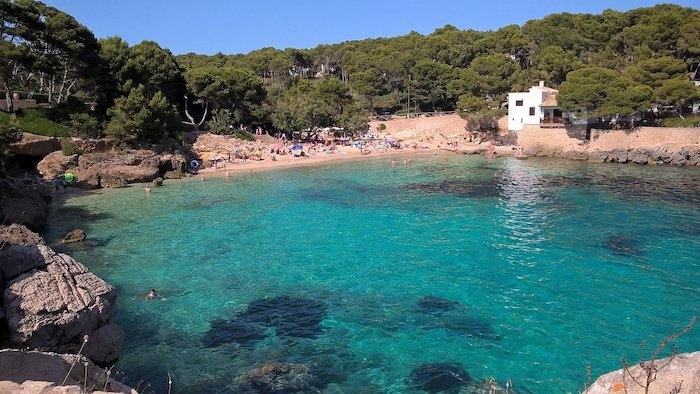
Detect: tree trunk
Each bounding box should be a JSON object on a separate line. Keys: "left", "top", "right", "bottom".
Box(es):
{"left": 3, "top": 81, "right": 13, "bottom": 113}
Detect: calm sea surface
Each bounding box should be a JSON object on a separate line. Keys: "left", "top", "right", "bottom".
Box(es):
{"left": 44, "top": 155, "right": 700, "bottom": 393}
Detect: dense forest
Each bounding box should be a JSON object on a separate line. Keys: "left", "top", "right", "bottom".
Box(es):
{"left": 1, "top": 0, "right": 699, "bottom": 159}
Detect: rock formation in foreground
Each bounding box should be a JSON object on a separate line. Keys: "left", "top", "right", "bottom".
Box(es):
{"left": 0, "top": 178, "right": 52, "bottom": 230}
{"left": 0, "top": 349, "right": 136, "bottom": 393}
{"left": 586, "top": 351, "right": 700, "bottom": 393}
{"left": 0, "top": 226, "right": 123, "bottom": 366}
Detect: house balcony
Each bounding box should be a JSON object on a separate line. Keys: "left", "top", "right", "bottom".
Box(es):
{"left": 540, "top": 116, "right": 566, "bottom": 128}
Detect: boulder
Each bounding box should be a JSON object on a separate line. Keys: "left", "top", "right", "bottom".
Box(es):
{"left": 70, "top": 138, "right": 117, "bottom": 154}
{"left": 631, "top": 153, "right": 650, "bottom": 165}
{"left": 100, "top": 175, "right": 127, "bottom": 189}
{"left": 0, "top": 244, "right": 122, "bottom": 365}
{"left": 8, "top": 133, "right": 61, "bottom": 157}
{"left": 585, "top": 351, "right": 700, "bottom": 394}
{"left": 152, "top": 177, "right": 163, "bottom": 187}
{"left": 586, "top": 150, "right": 608, "bottom": 163}
{"left": 37, "top": 151, "right": 79, "bottom": 180}
{"left": 163, "top": 170, "right": 184, "bottom": 179}
{"left": 60, "top": 229, "right": 87, "bottom": 244}
{"left": 670, "top": 151, "right": 688, "bottom": 166}
{"left": 0, "top": 349, "right": 136, "bottom": 393}
{"left": 0, "top": 178, "right": 51, "bottom": 230}
{"left": 0, "top": 224, "right": 44, "bottom": 250}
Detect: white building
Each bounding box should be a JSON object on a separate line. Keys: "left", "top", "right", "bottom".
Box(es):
{"left": 507, "top": 81, "right": 562, "bottom": 131}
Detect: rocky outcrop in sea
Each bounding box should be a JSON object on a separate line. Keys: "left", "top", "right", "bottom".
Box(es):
{"left": 0, "top": 232, "right": 124, "bottom": 366}
{"left": 0, "top": 178, "right": 52, "bottom": 230}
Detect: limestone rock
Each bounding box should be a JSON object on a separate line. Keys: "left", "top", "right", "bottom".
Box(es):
{"left": 585, "top": 351, "right": 700, "bottom": 394}
{"left": 152, "top": 177, "right": 163, "bottom": 187}
{"left": 0, "top": 245, "right": 121, "bottom": 365}
{"left": 586, "top": 150, "right": 608, "bottom": 163}
{"left": 0, "top": 349, "right": 136, "bottom": 393}
{"left": 0, "top": 179, "right": 51, "bottom": 230}
{"left": 0, "top": 224, "right": 44, "bottom": 250}
{"left": 37, "top": 151, "right": 79, "bottom": 180}
{"left": 60, "top": 229, "right": 87, "bottom": 244}
{"left": 631, "top": 153, "right": 649, "bottom": 164}
{"left": 8, "top": 133, "right": 61, "bottom": 157}
{"left": 100, "top": 175, "right": 127, "bottom": 189}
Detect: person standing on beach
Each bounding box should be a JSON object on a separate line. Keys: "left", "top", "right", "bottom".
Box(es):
{"left": 225, "top": 171, "right": 231, "bottom": 180}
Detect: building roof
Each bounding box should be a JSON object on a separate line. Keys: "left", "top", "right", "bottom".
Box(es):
{"left": 540, "top": 94, "right": 558, "bottom": 107}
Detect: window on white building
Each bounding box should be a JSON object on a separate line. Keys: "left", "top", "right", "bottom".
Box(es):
{"left": 515, "top": 100, "right": 523, "bottom": 106}
{"left": 529, "top": 107, "right": 535, "bottom": 116}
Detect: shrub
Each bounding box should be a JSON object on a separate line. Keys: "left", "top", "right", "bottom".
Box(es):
{"left": 60, "top": 137, "right": 81, "bottom": 156}
{"left": 377, "top": 123, "right": 386, "bottom": 131}
{"left": 106, "top": 85, "right": 180, "bottom": 143}
{"left": 205, "top": 109, "right": 235, "bottom": 135}
{"left": 0, "top": 120, "right": 22, "bottom": 177}
{"left": 69, "top": 113, "right": 102, "bottom": 139}
{"left": 0, "top": 109, "right": 70, "bottom": 137}
{"left": 661, "top": 116, "right": 700, "bottom": 128}
{"left": 234, "top": 130, "right": 256, "bottom": 141}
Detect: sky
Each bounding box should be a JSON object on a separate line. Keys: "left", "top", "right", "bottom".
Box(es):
{"left": 44, "top": 0, "right": 698, "bottom": 55}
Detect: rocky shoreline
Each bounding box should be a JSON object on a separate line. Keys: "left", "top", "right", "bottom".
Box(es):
{"left": 524, "top": 145, "right": 700, "bottom": 166}
{"left": 0, "top": 177, "right": 135, "bottom": 392}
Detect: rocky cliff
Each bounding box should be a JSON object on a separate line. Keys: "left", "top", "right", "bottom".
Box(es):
{"left": 0, "top": 178, "right": 52, "bottom": 230}
{"left": 0, "top": 225, "right": 124, "bottom": 368}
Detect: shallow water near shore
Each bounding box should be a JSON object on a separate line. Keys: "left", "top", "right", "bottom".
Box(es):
{"left": 45, "top": 155, "right": 700, "bottom": 393}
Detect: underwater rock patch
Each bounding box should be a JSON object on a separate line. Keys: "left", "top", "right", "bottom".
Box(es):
{"left": 239, "top": 295, "right": 327, "bottom": 339}
{"left": 603, "top": 235, "right": 641, "bottom": 257}
{"left": 234, "top": 362, "right": 317, "bottom": 393}
{"left": 202, "top": 318, "right": 267, "bottom": 348}
{"left": 417, "top": 296, "right": 459, "bottom": 314}
{"left": 407, "top": 179, "right": 502, "bottom": 198}
{"left": 409, "top": 363, "right": 471, "bottom": 393}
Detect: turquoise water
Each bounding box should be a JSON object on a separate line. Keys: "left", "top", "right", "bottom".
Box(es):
{"left": 44, "top": 155, "right": 700, "bottom": 393}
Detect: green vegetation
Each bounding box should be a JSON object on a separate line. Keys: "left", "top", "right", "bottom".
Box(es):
{"left": 0, "top": 109, "right": 69, "bottom": 137}
{"left": 662, "top": 115, "right": 700, "bottom": 127}
{"left": 59, "top": 137, "right": 80, "bottom": 155}
{"left": 1, "top": 0, "right": 698, "bottom": 173}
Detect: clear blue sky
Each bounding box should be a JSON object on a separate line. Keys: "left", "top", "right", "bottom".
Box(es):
{"left": 44, "top": 0, "right": 698, "bottom": 55}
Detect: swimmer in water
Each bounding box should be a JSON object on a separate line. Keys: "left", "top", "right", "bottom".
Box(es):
{"left": 403, "top": 158, "right": 408, "bottom": 165}
{"left": 200, "top": 175, "right": 206, "bottom": 181}
{"left": 391, "top": 159, "right": 396, "bottom": 166}
{"left": 144, "top": 185, "right": 151, "bottom": 195}
{"left": 225, "top": 171, "right": 231, "bottom": 180}
{"left": 145, "top": 288, "right": 158, "bottom": 300}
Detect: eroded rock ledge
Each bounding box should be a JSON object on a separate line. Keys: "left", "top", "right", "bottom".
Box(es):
{"left": 586, "top": 351, "right": 700, "bottom": 393}
{"left": 0, "top": 349, "right": 136, "bottom": 393}
{"left": 0, "top": 226, "right": 123, "bottom": 366}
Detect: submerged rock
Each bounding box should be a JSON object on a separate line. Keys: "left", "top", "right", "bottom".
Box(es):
{"left": 203, "top": 295, "right": 327, "bottom": 348}
{"left": 430, "top": 314, "right": 501, "bottom": 341}
{"left": 152, "top": 177, "right": 164, "bottom": 187}
{"left": 202, "top": 318, "right": 267, "bottom": 348}
{"left": 235, "top": 362, "right": 316, "bottom": 393}
{"left": 409, "top": 363, "right": 471, "bottom": 393}
{"left": 407, "top": 179, "right": 501, "bottom": 198}
{"left": 603, "top": 235, "right": 641, "bottom": 257}
{"left": 417, "top": 296, "right": 459, "bottom": 314}
{"left": 60, "top": 228, "right": 87, "bottom": 244}
{"left": 239, "top": 295, "right": 327, "bottom": 338}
